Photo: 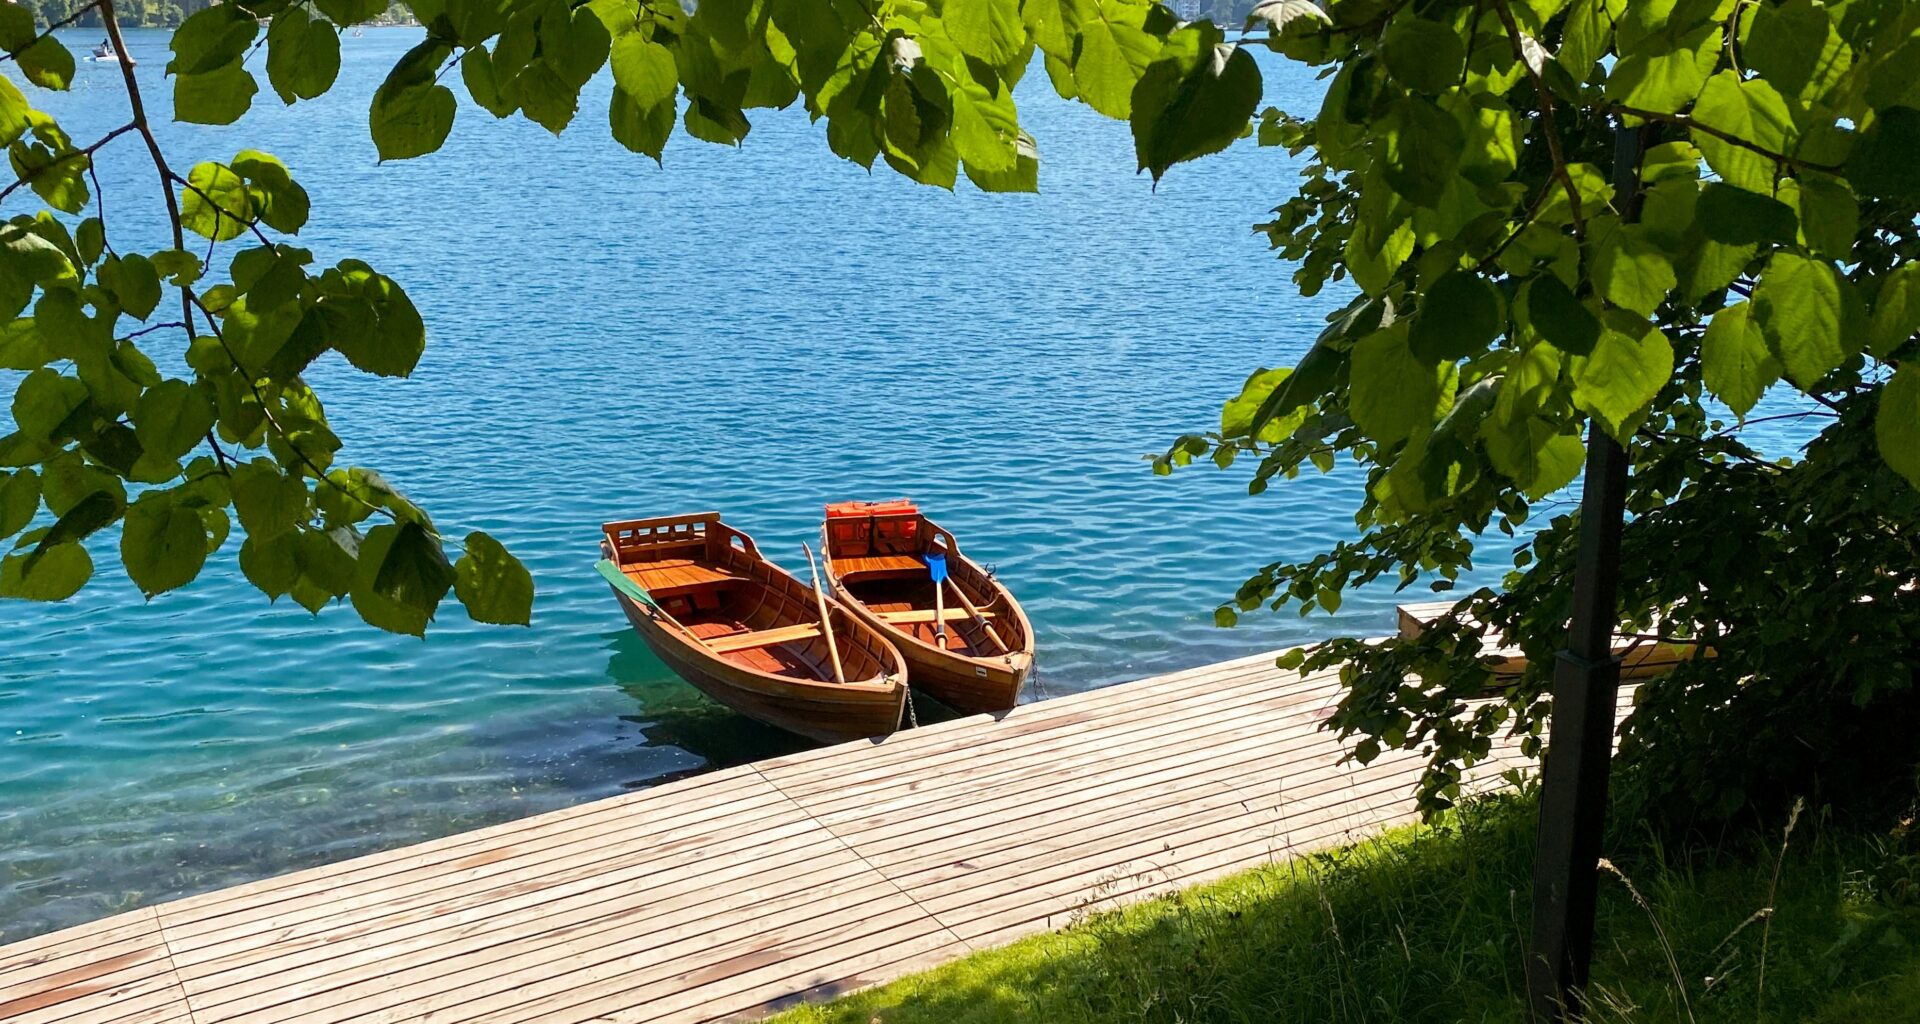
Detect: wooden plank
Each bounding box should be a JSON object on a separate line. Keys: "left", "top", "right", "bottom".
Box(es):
{"left": 805, "top": 693, "right": 1349, "bottom": 847}
{"left": 167, "top": 791, "right": 816, "bottom": 970}
{"left": 177, "top": 821, "right": 850, "bottom": 999}
{"left": 756, "top": 649, "right": 1300, "bottom": 775}
{"left": 705, "top": 623, "right": 823, "bottom": 654}
{"left": 159, "top": 765, "right": 764, "bottom": 925}
{"left": 162, "top": 773, "right": 795, "bottom": 950}
{"left": 769, "top": 663, "right": 1340, "bottom": 804}
{"left": 762, "top": 658, "right": 1333, "bottom": 790}
{"left": 0, "top": 911, "right": 159, "bottom": 975}
{"left": 0, "top": 909, "right": 194, "bottom": 1024}
{"left": 871, "top": 608, "right": 995, "bottom": 625}
{"left": 200, "top": 874, "right": 911, "bottom": 1024}
{"left": 243, "top": 891, "right": 941, "bottom": 1024}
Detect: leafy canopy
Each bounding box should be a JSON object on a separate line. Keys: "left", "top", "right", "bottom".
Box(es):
{"left": 6, "top": 0, "right": 1920, "bottom": 821}
{"left": 1154, "top": 0, "right": 1920, "bottom": 818}
{"left": 2, "top": 0, "right": 1280, "bottom": 632}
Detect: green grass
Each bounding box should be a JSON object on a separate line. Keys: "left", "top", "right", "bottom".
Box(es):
{"left": 770, "top": 791, "right": 1920, "bottom": 1024}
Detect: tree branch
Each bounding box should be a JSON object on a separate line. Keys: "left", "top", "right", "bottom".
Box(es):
{"left": 0, "top": 122, "right": 137, "bottom": 205}
{"left": 1493, "top": 0, "right": 1585, "bottom": 240}
{"left": 1610, "top": 104, "right": 1843, "bottom": 174}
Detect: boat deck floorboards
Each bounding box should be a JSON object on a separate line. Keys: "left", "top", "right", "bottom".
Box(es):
{"left": 2, "top": 647, "right": 1583, "bottom": 1024}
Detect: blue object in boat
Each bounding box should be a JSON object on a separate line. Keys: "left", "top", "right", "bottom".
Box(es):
{"left": 925, "top": 553, "right": 949, "bottom": 582}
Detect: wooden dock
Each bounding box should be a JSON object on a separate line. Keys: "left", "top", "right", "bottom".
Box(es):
{"left": 1, "top": 648, "right": 1536, "bottom": 1024}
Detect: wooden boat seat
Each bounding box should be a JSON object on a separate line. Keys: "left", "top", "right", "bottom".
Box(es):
{"left": 704, "top": 622, "right": 824, "bottom": 654}
{"left": 873, "top": 608, "right": 998, "bottom": 625}
{"left": 625, "top": 559, "right": 748, "bottom": 599}
{"left": 832, "top": 553, "right": 926, "bottom": 580}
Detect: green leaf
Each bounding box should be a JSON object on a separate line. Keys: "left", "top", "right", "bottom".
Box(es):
{"left": 1593, "top": 224, "right": 1676, "bottom": 317}
{"left": 1570, "top": 311, "right": 1672, "bottom": 443}
{"left": 266, "top": 7, "right": 342, "bottom": 105}
{"left": 11, "top": 367, "right": 87, "bottom": 441}
{"left": 1604, "top": 20, "right": 1717, "bottom": 113}
{"left": 1557, "top": 0, "right": 1623, "bottom": 77}
{"left": 1849, "top": 107, "right": 1920, "bottom": 205}
{"left": 1753, "top": 253, "right": 1863, "bottom": 389}
{"left": 1697, "top": 183, "right": 1797, "bottom": 247}
{"left": 1221, "top": 367, "right": 1310, "bottom": 443}
{"left": 1131, "top": 27, "right": 1261, "bottom": 182}
{"left": 609, "top": 85, "right": 675, "bottom": 162}
{"left": 121, "top": 493, "right": 210, "bottom": 597}
{"left": 240, "top": 531, "right": 301, "bottom": 599}
{"left": 16, "top": 35, "right": 74, "bottom": 90}
{"left": 945, "top": 50, "right": 1021, "bottom": 176}
{"left": 946, "top": 0, "right": 1024, "bottom": 68}
{"left": 1743, "top": 0, "right": 1849, "bottom": 103}
{"left": 320, "top": 262, "right": 425, "bottom": 377}
{"left": 175, "top": 63, "right": 259, "bottom": 126}
{"left": 1380, "top": 95, "right": 1462, "bottom": 208}
{"left": 1071, "top": 0, "right": 1159, "bottom": 119}
{"left": 169, "top": 4, "right": 260, "bottom": 75}
{"left": 1869, "top": 262, "right": 1920, "bottom": 359}
{"left": 1350, "top": 321, "right": 1444, "bottom": 447}
{"left": 1699, "top": 302, "right": 1779, "bottom": 419}
{"left": 231, "top": 459, "right": 310, "bottom": 541}
{"left": 1382, "top": 16, "right": 1465, "bottom": 95}
{"left": 371, "top": 81, "right": 457, "bottom": 159}
{"left": 315, "top": 0, "right": 389, "bottom": 24}
{"left": 0, "top": 4, "right": 30, "bottom": 50}
{"left": 371, "top": 43, "right": 458, "bottom": 161}
{"left": 1788, "top": 175, "right": 1856, "bottom": 261}
{"left": 0, "top": 75, "right": 31, "bottom": 149}
{"left": 0, "top": 468, "right": 36, "bottom": 539}
{"left": 180, "top": 162, "right": 252, "bottom": 242}
{"left": 963, "top": 130, "right": 1039, "bottom": 193}
{"left": 231, "top": 150, "right": 311, "bottom": 234}
{"left": 76, "top": 218, "right": 103, "bottom": 267}
{"left": 27, "top": 489, "right": 120, "bottom": 570}
{"left": 609, "top": 32, "right": 678, "bottom": 111}
{"left": 132, "top": 379, "right": 216, "bottom": 463}
{"left": 1689, "top": 71, "right": 1794, "bottom": 194}
{"left": 0, "top": 541, "right": 89, "bottom": 601}
{"left": 97, "top": 254, "right": 163, "bottom": 321}
{"left": 1524, "top": 274, "right": 1600, "bottom": 356}
{"left": 353, "top": 520, "right": 453, "bottom": 636}
{"left": 1410, "top": 271, "right": 1501, "bottom": 364}
{"left": 453, "top": 530, "right": 533, "bottom": 625}
{"left": 1878, "top": 365, "right": 1920, "bottom": 491}
{"left": 1482, "top": 414, "right": 1584, "bottom": 499}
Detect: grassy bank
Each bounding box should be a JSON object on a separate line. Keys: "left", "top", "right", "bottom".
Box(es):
{"left": 772, "top": 790, "right": 1920, "bottom": 1024}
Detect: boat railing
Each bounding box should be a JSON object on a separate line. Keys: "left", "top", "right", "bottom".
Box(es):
{"left": 602, "top": 511, "right": 761, "bottom": 564}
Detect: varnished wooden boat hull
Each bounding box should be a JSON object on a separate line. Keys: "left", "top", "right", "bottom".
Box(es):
{"left": 600, "top": 514, "right": 907, "bottom": 745}
{"left": 824, "top": 514, "right": 1036, "bottom": 716}
{"left": 610, "top": 592, "right": 906, "bottom": 743}
{"left": 879, "top": 636, "right": 1032, "bottom": 716}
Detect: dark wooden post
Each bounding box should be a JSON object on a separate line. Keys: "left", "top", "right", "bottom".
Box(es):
{"left": 1526, "top": 124, "right": 1644, "bottom": 1022}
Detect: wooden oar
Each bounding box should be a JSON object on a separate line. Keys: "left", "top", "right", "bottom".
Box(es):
{"left": 801, "top": 542, "right": 847, "bottom": 685}
{"left": 595, "top": 559, "right": 662, "bottom": 614}
{"left": 944, "top": 576, "right": 1010, "bottom": 655}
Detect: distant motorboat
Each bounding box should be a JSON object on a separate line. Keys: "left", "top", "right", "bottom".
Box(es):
{"left": 88, "top": 40, "right": 135, "bottom": 66}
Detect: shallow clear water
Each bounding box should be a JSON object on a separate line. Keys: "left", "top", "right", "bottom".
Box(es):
{"left": 1, "top": 29, "right": 1815, "bottom": 942}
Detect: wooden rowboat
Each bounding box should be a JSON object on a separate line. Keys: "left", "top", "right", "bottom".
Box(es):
{"left": 597, "top": 512, "right": 907, "bottom": 743}
{"left": 820, "top": 501, "right": 1034, "bottom": 715}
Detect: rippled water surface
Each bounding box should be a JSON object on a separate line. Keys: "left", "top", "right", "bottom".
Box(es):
{"left": 1, "top": 29, "right": 1817, "bottom": 942}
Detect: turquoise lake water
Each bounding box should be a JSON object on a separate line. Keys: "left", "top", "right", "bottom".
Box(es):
{"left": 1, "top": 29, "right": 1814, "bottom": 942}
